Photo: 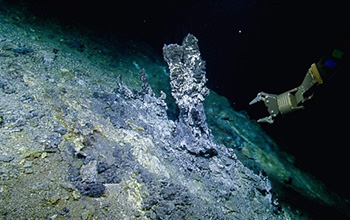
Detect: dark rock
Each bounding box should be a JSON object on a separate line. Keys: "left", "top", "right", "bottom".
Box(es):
{"left": 97, "top": 164, "right": 122, "bottom": 184}
{"left": 57, "top": 207, "right": 70, "bottom": 217}
{"left": 12, "top": 46, "right": 33, "bottom": 55}
{"left": 199, "top": 148, "right": 218, "bottom": 158}
{"left": 1, "top": 82, "right": 15, "bottom": 94}
{"left": 79, "top": 183, "right": 105, "bottom": 197}
{"left": 96, "top": 161, "right": 110, "bottom": 174}
{"left": 0, "top": 80, "right": 6, "bottom": 91}
{"left": 142, "top": 197, "right": 158, "bottom": 210}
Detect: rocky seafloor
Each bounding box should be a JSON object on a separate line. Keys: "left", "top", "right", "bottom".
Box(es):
{"left": 0, "top": 2, "right": 349, "bottom": 219}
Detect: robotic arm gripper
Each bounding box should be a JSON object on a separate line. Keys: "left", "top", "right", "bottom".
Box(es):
{"left": 250, "top": 49, "right": 343, "bottom": 123}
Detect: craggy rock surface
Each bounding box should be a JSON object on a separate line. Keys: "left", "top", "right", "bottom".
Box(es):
{"left": 1, "top": 2, "right": 349, "bottom": 219}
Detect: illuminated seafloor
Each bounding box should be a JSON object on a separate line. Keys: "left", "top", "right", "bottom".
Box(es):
{"left": 0, "top": 3, "right": 349, "bottom": 219}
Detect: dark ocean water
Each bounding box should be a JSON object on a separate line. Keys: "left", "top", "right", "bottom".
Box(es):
{"left": 8, "top": 0, "right": 350, "bottom": 215}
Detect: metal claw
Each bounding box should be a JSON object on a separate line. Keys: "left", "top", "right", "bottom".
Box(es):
{"left": 249, "top": 93, "right": 263, "bottom": 105}
{"left": 250, "top": 92, "right": 279, "bottom": 123}
{"left": 249, "top": 92, "right": 273, "bottom": 105}
{"left": 257, "top": 115, "right": 274, "bottom": 124}
{"left": 249, "top": 61, "right": 336, "bottom": 123}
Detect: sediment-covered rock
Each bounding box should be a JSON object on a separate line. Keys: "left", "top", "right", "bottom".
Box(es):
{"left": 1, "top": 2, "right": 348, "bottom": 219}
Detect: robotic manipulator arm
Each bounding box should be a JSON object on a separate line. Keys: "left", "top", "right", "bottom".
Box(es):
{"left": 250, "top": 48, "right": 344, "bottom": 123}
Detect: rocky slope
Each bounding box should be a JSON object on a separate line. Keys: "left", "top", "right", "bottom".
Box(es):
{"left": 0, "top": 2, "right": 349, "bottom": 219}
